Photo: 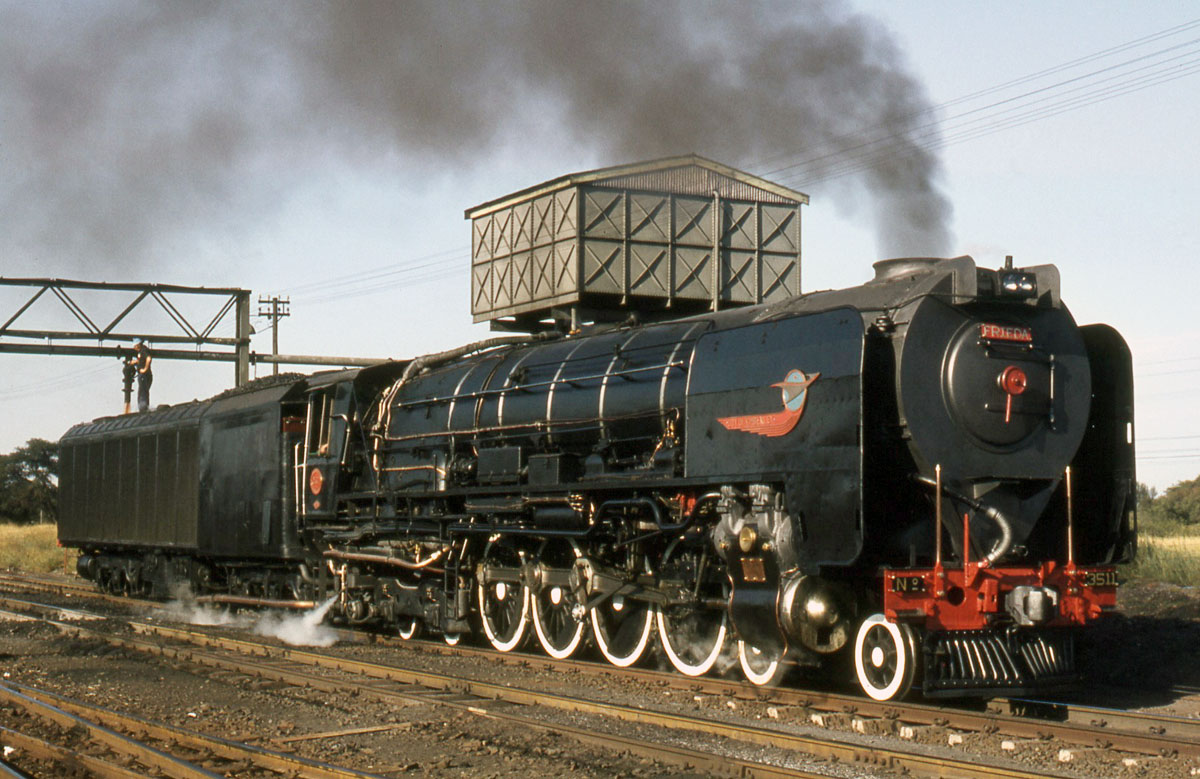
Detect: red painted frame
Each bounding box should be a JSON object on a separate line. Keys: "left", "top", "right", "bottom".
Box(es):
{"left": 882, "top": 561, "right": 1118, "bottom": 631}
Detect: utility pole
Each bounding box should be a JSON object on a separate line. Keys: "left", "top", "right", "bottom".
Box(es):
{"left": 257, "top": 295, "right": 291, "bottom": 375}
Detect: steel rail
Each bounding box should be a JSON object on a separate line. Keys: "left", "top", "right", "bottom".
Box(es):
{"left": 7, "top": 682, "right": 388, "bottom": 779}
{"left": 0, "top": 724, "right": 141, "bottom": 778}
{"left": 387, "top": 631, "right": 1200, "bottom": 758}
{"left": 5, "top": 571, "right": 1198, "bottom": 757}
{"left": 0, "top": 575, "right": 129, "bottom": 608}
{"left": 119, "top": 621, "right": 1058, "bottom": 779}
{"left": 4, "top": 572, "right": 1198, "bottom": 759}
{"left": 0, "top": 683, "right": 223, "bottom": 779}
{"left": 0, "top": 596, "right": 1033, "bottom": 779}
{"left": 13, "top": 613, "right": 831, "bottom": 778}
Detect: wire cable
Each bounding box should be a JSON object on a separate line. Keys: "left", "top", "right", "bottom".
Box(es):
{"left": 751, "top": 23, "right": 1200, "bottom": 189}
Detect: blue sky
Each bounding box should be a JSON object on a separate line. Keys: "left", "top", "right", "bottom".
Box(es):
{"left": 1, "top": 1, "right": 1198, "bottom": 490}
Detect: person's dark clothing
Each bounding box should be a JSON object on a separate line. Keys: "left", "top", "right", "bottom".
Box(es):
{"left": 122, "top": 358, "right": 136, "bottom": 409}
{"left": 135, "top": 346, "right": 153, "bottom": 412}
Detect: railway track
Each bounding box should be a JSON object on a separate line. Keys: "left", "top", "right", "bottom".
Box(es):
{"left": 368, "top": 622, "right": 1200, "bottom": 758}
{"left": 0, "top": 677, "right": 386, "bottom": 779}
{"left": 15, "top": 570, "right": 1188, "bottom": 759}
{"left": 0, "top": 591, "right": 1192, "bottom": 779}
{"left": 0, "top": 599, "right": 839, "bottom": 778}
{"left": 3, "top": 572, "right": 1197, "bottom": 777}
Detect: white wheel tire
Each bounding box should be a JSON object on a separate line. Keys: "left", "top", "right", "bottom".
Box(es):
{"left": 443, "top": 631, "right": 463, "bottom": 646}
{"left": 531, "top": 541, "right": 586, "bottom": 659}
{"left": 853, "top": 613, "right": 915, "bottom": 701}
{"left": 397, "top": 617, "right": 420, "bottom": 640}
{"left": 532, "top": 593, "right": 586, "bottom": 659}
{"left": 655, "top": 537, "right": 729, "bottom": 677}
{"left": 478, "top": 580, "right": 530, "bottom": 652}
{"left": 738, "top": 640, "right": 785, "bottom": 686}
{"left": 657, "top": 607, "right": 727, "bottom": 677}
{"left": 591, "top": 603, "right": 654, "bottom": 668}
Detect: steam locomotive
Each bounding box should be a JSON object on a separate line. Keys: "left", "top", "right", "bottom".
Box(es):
{"left": 58, "top": 254, "right": 1134, "bottom": 701}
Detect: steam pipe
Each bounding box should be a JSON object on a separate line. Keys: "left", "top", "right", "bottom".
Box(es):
{"left": 195, "top": 595, "right": 316, "bottom": 609}
{"left": 914, "top": 475, "right": 1014, "bottom": 565}
{"left": 323, "top": 548, "right": 445, "bottom": 572}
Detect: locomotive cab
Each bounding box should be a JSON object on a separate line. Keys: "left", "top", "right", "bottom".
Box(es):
{"left": 300, "top": 371, "right": 361, "bottom": 520}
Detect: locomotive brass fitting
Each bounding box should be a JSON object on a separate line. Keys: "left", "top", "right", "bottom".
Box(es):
{"left": 738, "top": 525, "right": 758, "bottom": 553}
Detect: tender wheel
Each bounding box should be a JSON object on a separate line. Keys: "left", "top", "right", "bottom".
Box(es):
{"left": 397, "top": 616, "right": 421, "bottom": 640}
{"left": 531, "top": 540, "right": 587, "bottom": 659}
{"left": 738, "top": 640, "right": 786, "bottom": 686}
{"left": 656, "top": 538, "right": 728, "bottom": 676}
{"left": 477, "top": 538, "right": 530, "bottom": 652}
{"left": 853, "top": 613, "right": 918, "bottom": 701}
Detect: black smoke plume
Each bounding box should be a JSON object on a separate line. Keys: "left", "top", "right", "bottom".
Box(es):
{"left": 0, "top": 0, "right": 951, "bottom": 273}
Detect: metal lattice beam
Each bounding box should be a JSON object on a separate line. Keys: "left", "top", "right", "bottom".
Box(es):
{"left": 0, "top": 278, "right": 386, "bottom": 382}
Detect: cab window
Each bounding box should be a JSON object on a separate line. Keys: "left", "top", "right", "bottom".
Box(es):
{"left": 307, "top": 390, "right": 334, "bottom": 456}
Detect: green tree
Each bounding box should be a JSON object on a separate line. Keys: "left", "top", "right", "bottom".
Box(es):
{"left": 0, "top": 438, "right": 58, "bottom": 524}
{"left": 1139, "top": 475, "right": 1200, "bottom": 530}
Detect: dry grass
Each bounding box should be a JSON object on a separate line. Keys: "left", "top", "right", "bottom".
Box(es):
{"left": 0, "top": 523, "right": 69, "bottom": 574}
{"left": 1124, "top": 535, "right": 1200, "bottom": 588}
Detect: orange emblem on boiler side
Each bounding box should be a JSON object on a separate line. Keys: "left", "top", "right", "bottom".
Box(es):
{"left": 717, "top": 369, "right": 820, "bottom": 438}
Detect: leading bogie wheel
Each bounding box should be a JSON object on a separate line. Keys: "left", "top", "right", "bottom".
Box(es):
{"left": 853, "top": 613, "right": 919, "bottom": 701}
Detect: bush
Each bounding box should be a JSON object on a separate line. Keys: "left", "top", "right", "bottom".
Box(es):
{"left": 0, "top": 438, "right": 58, "bottom": 525}
{"left": 1139, "top": 476, "right": 1200, "bottom": 531}
{"left": 0, "top": 523, "right": 68, "bottom": 574}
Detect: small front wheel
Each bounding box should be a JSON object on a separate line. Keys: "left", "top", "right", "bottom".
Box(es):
{"left": 852, "top": 613, "right": 919, "bottom": 701}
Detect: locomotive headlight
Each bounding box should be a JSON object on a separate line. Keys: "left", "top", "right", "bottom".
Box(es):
{"left": 999, "top": 271, "right": 1037, "bottom": 299}
{"left": 738, "top": 525, "right": 758, "bottom": 553}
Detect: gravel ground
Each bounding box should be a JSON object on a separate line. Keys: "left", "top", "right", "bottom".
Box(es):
{"left": 1076, "top": 579, "right": 1200, "bottom": 721}
{"left": 0, "top": 575, "right": 1196, "bottom": 778}
{"left": 0, "top": 620, "right": 687, "bottom": 778}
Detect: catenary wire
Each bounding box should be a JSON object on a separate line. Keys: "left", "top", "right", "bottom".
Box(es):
{"left": 750, "top": 17, "right": 1200, "bottom": 172}
{"left": 755, "top": 23, "right": 1200, "bottom": 183}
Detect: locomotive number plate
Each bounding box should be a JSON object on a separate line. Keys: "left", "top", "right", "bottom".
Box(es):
{"left": 1082, "top": 570, "right": 1119, "bottom": 588}
{"left": 741, "top": 557, "right": 766, "bottom": 583}
{"left": 891, "top": 576, "right": 926, "bottom": 594}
